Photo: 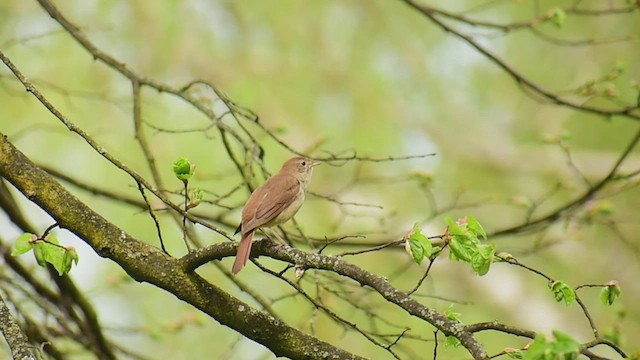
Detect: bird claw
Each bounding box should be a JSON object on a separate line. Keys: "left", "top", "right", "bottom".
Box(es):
{"left": 274, "top": 241, "right": 288, "bottom": 249}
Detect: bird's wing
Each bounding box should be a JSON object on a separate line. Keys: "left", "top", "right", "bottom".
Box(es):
{"left": 242, "top": 175, "right": 300, "bottom": 232}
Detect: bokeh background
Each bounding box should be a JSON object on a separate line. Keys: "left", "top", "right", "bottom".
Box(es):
{"left": 1, "top": 0, "right": 639, "bottom": 359}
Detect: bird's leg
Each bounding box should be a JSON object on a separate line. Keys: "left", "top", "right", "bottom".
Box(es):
{"left": 258, "top": 228, "right": 284, "bottom": 244}
{"left": 257, "top": 227, "right": 290, "bottom": 249}
{"left": 265, "top": 227, "right": 289, "bottom": 248}
{"left": 257, "top": 228, "right": 268, "bottom": 238}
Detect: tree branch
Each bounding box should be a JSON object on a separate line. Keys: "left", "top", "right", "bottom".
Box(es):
{"left": 401, "top": 0, "right": 640, "bottom": 121}
{"left": 181, "top": 239, "right": 489, "bottom": 359}
{"left": 0, "top": 179, "right": 117, "bottom": 359}
{"left": 0, "top": 132, "right": 364, "bottom": 360}
{"left": 0, "top": 293, "right": 37, "bottom": 360}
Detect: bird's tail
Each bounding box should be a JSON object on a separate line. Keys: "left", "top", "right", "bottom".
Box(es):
{"left": 232, "top": 230, "right": 254, "bottom": 274}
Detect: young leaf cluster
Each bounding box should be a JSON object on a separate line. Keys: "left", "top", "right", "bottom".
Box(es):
{"left": 600, "top": 281, "right": 621, "bottom": 306}
{"left": 404, "top": 223, "right": 441, "bottom": 265}
{"left": 172, "top": 157, "right": 195, "bottom": 182}
{"left": 11, "top": 233, "right": 79, "bottom": 276}
{"left": 549, "top": 280, "right": 576, "bottom": 306}
{"left": 446, "top": 216, "right": 493, "bottom": 276}
{"left": 524, "top": 331, "right": 580, "bottom": 360}
{"left": 172, "top": 156, "right": 202, "bottom": 210}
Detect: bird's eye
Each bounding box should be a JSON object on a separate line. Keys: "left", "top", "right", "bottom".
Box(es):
{"left": 301, "top": 161, "right": 306, "bottom": 166}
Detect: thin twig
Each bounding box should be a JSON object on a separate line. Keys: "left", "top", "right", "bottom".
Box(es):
{"left": 0, "top": 50, "right": 232, "bottom": 242}
{"left": 253, "top": 262, "right": 403, "bottom": 359}
{"left": 574, "top": 294, "right": 599, "bottom": 339}
{"left": 493, "top": 126, "right": 640, "bottom": 236}
{"left": 432, "top": 330, "right": 439, "bottom": 360}
{"left": 136, "top": 180, "right": 167, "bottom": 253}
{"left": 401, "top": 0, "right": 640, "bottom": 121}
{"left": 41, "top": 223, "right": 59, "bottom": 239}
{"left": 181, "top": 181, "right": 191, "bottom": 251}
{"left": 408, "top": 243, "right": 448, "bottom": 296}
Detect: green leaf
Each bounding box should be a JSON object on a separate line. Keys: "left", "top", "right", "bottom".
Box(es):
{"left": 524, "top": 333, "right": 547, "bottom": 360}
{"left": 188, "top": 187, "right": 204, "bottom": 208}
{"left": 11, "top": 233, "right": 36, "bottom": 256}
{"left": 549, "top": 281, "right": 576, "bottom": 306}
{"left": 448, "top": 234, "right": 476, "bottom": 262}
{"left": 406, "top": 236, "right": 425, "bottom": 264}
{"left": 505, "top": 348, "right": 523, "bottom": 359}
{"left": 430, "top": 246, "right": 442, "bottom": 260}
{"left": 61, "top": 247, "right": 79, "bottom": 275}
{"left": 550, "top": 8, "right": 567, "bottom": 28}
{"left": 32, "top": 242, "right": 47, "bottom": 266}
{"left": 67, "top": 246, "right": 79, "bottom": 265}
{"left": 551, "top": 330, "right": 580, "bottom": 355}
{"left": 410, "top": 223, "right": 432, "bottom": 253}
{"left": 444, "top": 335, "right": 461, "bottom": 348}
{"left": 524, "top": 332, "right": 580, "bottom": 360}
{"left": 445, "top": 216, "right": 464, "bottom": 236}
{"left": 471, "top": 244, "right": 494, "bottom": 276}
{"left": 445, "top": 216, "right": 492, "bottom": 274}
{"left": 466, "top": 215, "right": 486, "bottom": 240}
{"left": 33, "top": 240, "right": 74, "bottom": 276}
{"left": 446, "top": 305, "right": 462, "bottom": 323}
{"left": 172, "top": 157, "right": 194, "bottom": 182}
{"left": 45, "top": 234, "right": 60, "bottom": 245}
{"left": 61, "top": 251, "right": 73, "bottom": 274}
{"left": 406, "top": 223, "right": 432, "bottom": 264}
{"left": 42, "top": 242, "right": 69, "bottom": 276}
{"left": 600, "top": 281, "right": 621, "bottom": 306}
{"left": 22, "top": 234, "right": 78, "bottom": 275}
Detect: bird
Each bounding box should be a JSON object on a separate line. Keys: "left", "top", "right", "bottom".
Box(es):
{"left": 232, "top": 156, "right": 320, "bottom": 274}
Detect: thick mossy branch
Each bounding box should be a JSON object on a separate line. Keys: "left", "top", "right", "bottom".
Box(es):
{"left": 0, "top": 133, "right": 363, "bottom": 360}
{"left": 182, "top": 239, "right": 489, "bottom": 359}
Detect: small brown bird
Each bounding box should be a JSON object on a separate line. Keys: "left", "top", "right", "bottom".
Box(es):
{"left": 232, "top": 156, "right": 320, "bottom": 274}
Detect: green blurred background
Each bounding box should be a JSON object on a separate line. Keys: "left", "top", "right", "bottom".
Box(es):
{"left": 1, "top": 0, "right": 639, "bottom": 359}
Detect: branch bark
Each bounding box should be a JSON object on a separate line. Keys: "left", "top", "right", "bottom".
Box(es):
{"left": 0, "top": 294, "right": 37, "bottom": 360}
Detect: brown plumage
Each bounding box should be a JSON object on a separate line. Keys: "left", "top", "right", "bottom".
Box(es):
{"left": 232, "top": 156, "right": 319, "bottom": 274}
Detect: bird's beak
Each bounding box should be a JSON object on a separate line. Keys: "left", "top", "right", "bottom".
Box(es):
{"left": 310, "top": 160, "right": 321, "bottom": 167}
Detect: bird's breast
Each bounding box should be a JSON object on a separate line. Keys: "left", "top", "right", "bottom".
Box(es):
{"left": 265, "top": 190, "right": 305, "bottom": 227}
